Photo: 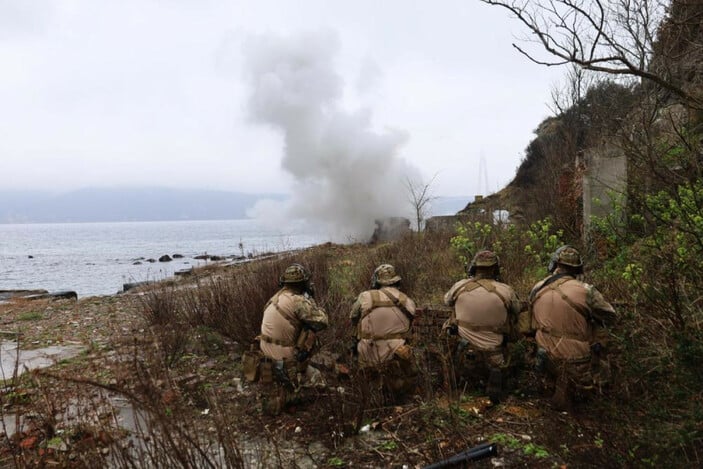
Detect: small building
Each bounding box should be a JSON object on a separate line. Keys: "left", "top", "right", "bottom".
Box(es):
{"left": 369, "top": 217, "right": 412, "bottom": 243}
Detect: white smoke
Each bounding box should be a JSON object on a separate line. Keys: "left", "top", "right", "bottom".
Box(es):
{"left": 243, "top": 31, "right": 420, "bottom": 242}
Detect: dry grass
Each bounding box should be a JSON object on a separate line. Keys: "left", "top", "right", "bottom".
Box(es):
{"left": 3, "top": 227, "right": 702, "bottom": 466}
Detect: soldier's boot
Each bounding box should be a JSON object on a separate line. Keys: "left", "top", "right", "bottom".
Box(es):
{"left": 535, "top": 348, "right": 548, "bottom": 374}
{"left": 486, "top": 368, "right": 503, "bottom": 404}
{"left": 551, "top": 374, "right": 572, "bottom": 412}
{"left": 261, "top": 387, "right": 286, "bottom": 416}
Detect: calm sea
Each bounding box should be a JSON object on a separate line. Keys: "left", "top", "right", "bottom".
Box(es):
{"left": 0, "top": 219, "right": 326, "bottom": 298}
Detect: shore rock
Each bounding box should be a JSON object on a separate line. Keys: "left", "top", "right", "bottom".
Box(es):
{"left": 0, "top": 289, "right": 49, "bottom": 301}
{"left": 122, "top": 281, "right": 155, "bottom": 292}
{"left": 24, "top": 291, "right": 78, "bottom": 301}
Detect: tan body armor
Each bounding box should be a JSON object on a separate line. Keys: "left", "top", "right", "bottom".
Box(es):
{"left": 259, "top": 287, "right": 328, "bottom": 361}
{"left": 530, "top": 275, "right": 616, "bottom": 361}
{"left": 350, "top": 287, "right": 416, "bottom": 367}
{"left": 444, "top": 278, "right": 521, "bottom": 352}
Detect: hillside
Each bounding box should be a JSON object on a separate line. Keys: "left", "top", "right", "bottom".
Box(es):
{"left": 463, "top": 0, "right": 703, "bottom": 241}
{"left": 454, "top": 0, "right": 703, "bottom": 465}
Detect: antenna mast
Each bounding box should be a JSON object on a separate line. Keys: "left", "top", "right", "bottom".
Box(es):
{"left": 478, "top": 151, "right": 489, "bottom": 196}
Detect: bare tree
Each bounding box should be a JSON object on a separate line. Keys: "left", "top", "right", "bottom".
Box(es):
{"left": 480, "top": 0, "right": 702, "bottom": 108}
{"left": 405, "top": 174, "right": 438, "bottom": 232}
{"left": 549, "top": 64, "right": 598, "bottom": 115}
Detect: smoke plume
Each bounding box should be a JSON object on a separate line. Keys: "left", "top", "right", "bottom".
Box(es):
{"left": 243, "top": 31, "right": 420, "bottom": 241}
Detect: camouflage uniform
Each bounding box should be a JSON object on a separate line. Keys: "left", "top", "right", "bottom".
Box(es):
{"left": 443, "top": 251, "right": 521, "bottom": 402}
{"left": 529, "top": 246, "right": 617, "bottom": 410}
{"left": 350, "top": 264, "right": 417, "bottom": 401}
{"left": 258, "top": 264, "right": 328, "bottom": 415}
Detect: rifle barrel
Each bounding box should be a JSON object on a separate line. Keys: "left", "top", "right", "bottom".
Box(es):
{"left": 423, "top": 442, "right": 498, "bottom": 469}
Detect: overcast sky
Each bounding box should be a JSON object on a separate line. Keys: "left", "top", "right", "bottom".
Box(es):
{"left": 0, "top": 0, "right": 565, "bottom": 198}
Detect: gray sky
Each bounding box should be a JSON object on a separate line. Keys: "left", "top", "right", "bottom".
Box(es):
{"left": 0, "top": 0, "right": 564, "bottom": 198}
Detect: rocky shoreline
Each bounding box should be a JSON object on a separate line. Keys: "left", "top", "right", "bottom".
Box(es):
{"left": 1, "top": 246, "right": 309, "bottom": 303}
{"left": 0, "top": 289, "right": 78, "bottom": 302}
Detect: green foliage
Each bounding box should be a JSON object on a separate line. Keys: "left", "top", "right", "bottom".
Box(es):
{"left": 491, "top": 433, "right": 521, "bottom": 449}
{"left": 327, "top": 456, "right": 345, "bottom": 467}
{"left": 523, "top": 218, "right": 565, "bottom": 272}
{"left": 591, "top": 178, "right": 703, "bottom": 332}
{"left": 451, "top": 218, "right": 563, "bottom": 266}
{"left": 377, "top": 440, "right": 398, "bottom": 451}
{"left": 491, "top": 433, "right": 549, "bottom": 459}
{"left": 450, "top": 217, "right": 564, "bottom": 290}
{"left": 523, "top": 442, "right": 550, "bottom": 458}
{"left": 18, "top": 311, "right": 43, "bottom": 321}
{"left": 587, "top": 130, "right": 703, "bottom": 462}
{"left": 448, "top": 403, "right": 479, "bottom": 421}
{"left": 450, "top": 221, "right": 494, "bottom": 264}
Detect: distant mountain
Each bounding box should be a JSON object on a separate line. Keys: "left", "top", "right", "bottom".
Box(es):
{"left": 0, "top": 188, "right": 286, "bottom": 223}
{"left": 430, "top": 196, "right": 474, "bottom": 217}
{"left": 0, "top": 188, "right": 472, "bottom": 224}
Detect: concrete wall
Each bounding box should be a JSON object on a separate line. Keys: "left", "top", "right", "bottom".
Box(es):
{"left": 582, "top": 144, "right": 627, "bottom": 231}
{"left": 425, "top": 214, "right": 469, "bottom": 233}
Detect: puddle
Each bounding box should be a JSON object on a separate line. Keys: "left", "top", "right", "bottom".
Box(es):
{"left": 0, "top": 341, "right": 326, "bottom": 466}
{"left": 0, "top": 341, "right": 86, "bottom": 379}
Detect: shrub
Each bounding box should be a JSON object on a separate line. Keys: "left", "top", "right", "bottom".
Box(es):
{"left": 450, "top": 217, "right": 565, "bottom": 294}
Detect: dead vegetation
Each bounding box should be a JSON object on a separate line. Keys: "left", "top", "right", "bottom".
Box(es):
{"left": 2, "top": 227, "right": 696, "bottom": 468}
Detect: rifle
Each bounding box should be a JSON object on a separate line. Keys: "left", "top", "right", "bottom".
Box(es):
{"left": 423, "top": 442, "right": 498, "bottom": 468}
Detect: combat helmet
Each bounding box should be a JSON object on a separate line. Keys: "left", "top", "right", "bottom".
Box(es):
{"left": 371, "top": 264, "right": 401, "bottom": 288}
{"left": 279, "top": 263, "right": 311, "bottom": 286}
{"left": 467, "top": 250, "right": 500, "bottom": 277}
{"left": 548, "top": 245, "right": 583, "bottom": 273}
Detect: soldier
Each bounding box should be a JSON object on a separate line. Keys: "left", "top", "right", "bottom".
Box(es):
{"left": 443, "top": 250, "right": 521, "bottom": 403}
{"left": 350, "top": 264, "right": 417, "bottom": 402}
{"left": 529, "top": 245, "right": 617, "bottom": 410}
{"left": 257, "top": 263, "right": 329, "bottom": 416}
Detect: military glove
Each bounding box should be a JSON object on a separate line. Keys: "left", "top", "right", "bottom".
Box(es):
{"left": 295, "top": 349, "right": 310, "bottom": 363}
{"left": 274, "top": 361, "right": 294, "bottom": 390}
{"left": 446, "top": 324, "right": 459, "bottom": 336}
{"left": 535, "top": 347, "right": 548, "bottom": 373}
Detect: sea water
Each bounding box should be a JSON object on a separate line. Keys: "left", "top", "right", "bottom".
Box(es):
{"left": 0, "top": 219, "right": 326, "bottom": 298}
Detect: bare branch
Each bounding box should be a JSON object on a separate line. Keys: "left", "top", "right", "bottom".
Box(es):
{"left": 481, "top": 0, "right": 703, "bottom": 108}
{"left": 405, "top": 173, "right": 439, "bottom": 232}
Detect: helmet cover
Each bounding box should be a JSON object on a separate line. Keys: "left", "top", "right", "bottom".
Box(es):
{"left": 280, "top": 263, "right": 311, "bottom": 285}
{"left": 548, "top": 245, "right": 583, "bottom": 273}
{"left": 372, "top": 264, "right": 401, "bottom": 287}
{"left": 467, "top": 250, "right": 500, "bottom": 276}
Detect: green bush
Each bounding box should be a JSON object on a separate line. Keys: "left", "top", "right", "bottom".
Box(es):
{"left": 450, "top": 217, "right": 565, "bottom": 293}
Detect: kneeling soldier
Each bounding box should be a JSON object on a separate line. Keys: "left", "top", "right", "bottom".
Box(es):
{"left": 443, "top": 250, "right": 521, "bottom": 403}
{"left": 350, "top": 264, "right": 417, "bottom": 403}
{"left": 250, "top": 263, "right": 328, "bottom": 416}
{"left": 529, "top": 246, "right": 617, "bottom": 410}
